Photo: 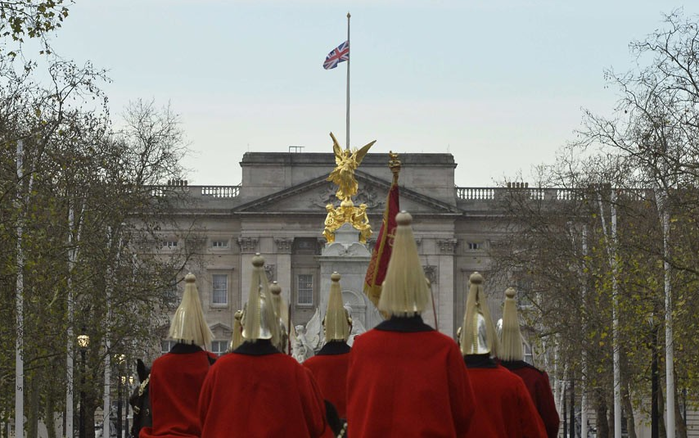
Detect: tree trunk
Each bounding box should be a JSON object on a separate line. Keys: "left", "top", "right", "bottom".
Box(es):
{"left": 622, "top": 381, "right": 636, "bottom": 438}
{"left": 86, "top": 396, "right": 98, "bottom": 438}
{"left": 27, "top": 373, "right": 39, "bottom": 438}
{"left": 570, "top": 378, "right": 576, "bottom": 438}
{"left": 658, "top": 379, "right": 666, "bottom": 438}
{"left": 46, "top": 388, "right": 57, "bottom": 438}
{"left": 596, "top": 390, "right": 610, "bottom": 438}
{"left": 674, "top": 385, "right": 687, "bottom": 438}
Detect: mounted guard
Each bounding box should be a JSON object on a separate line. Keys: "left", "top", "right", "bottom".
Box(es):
{"left": 458, "top": 273, "right": 547, "bottom": 437}
{"left": 499, "top": 287, "right": 560, "bottom": 438}
{"left": 346, "top": 211, "right": 476, "bottom": 437}
{"left": 140, "top": 273, "right": 216, "bottom": 438}
{"left": 304, "top": 272, "right": 353, "bottom": 419}
{"left": 198, "top": 254, "right": 334, "bottom": 437}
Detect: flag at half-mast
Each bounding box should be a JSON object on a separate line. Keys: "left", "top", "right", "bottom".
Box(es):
{"left": 323, "top": 41, "right": 349, "bottom": 70}
{"left": 363, "top": 154, "right": 401, "bottom": 309}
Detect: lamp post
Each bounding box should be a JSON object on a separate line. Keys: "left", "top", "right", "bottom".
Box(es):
{"left": 648, "top": 316, "right": 659, "bottom": 438}
{"left": 77, "top": 334, "right": 90, "bottom": 438}
{"left": 116, "top": 354, "right": 125, "bottom": 438}
{"left": 122, "top": 373, "right": 134, "bottom": 438}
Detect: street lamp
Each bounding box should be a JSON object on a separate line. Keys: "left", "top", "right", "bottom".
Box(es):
{"left": 121, "top": 373, "right": 134, "bottom": 437}
{"left": 648, "top": 316, "right": 659, "bottom": 438}
{"left": 116, "top": 354, "right": 126, "bottom": 438}
{"left": 77, "top": 334, "right": 90, "bottom": 438}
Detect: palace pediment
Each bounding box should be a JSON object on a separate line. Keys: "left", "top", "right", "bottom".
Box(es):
{"left": 232, "top": 170, "right": 462, "bottom": 216}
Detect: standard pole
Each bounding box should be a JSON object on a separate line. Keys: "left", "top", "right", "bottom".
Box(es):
{"left": 15, "top": 139, "right": 24, "bottom": 438}
{"left": 345, "top": 12, "right": 351, "bottom": 151}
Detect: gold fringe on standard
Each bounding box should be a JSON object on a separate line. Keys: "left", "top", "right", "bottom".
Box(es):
{"left": 168, "top": 273, "right": 213, "bottom": 348}
{"left": 325, "top": 272, "right": 351, "bottom": 341}
{"left": 378, "top": 211, "right": 430, "bottom": 317}
{"left": 499, "top": 287, "right": 524, "bottom": 361}
{"left": 242, "top": 254, "right": 280, "bottom": 345}
{"left": 459, "top": 272, "right": 499, "bottom": 356}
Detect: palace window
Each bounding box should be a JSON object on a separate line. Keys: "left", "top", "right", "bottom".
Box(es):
{"left": 212, "top": 274, "right": 228, "bottom": 305}
{"left": 162, "top": 240, "right": 178, "bottom": 249}
{"left": 211, "top": 340, "right": 229, "bottom": 356}
{"left": 212, "top": 239, "right": 228, "bottom": 249}
{"left": 297, "top": 274, "right": 314, "bottom": 306}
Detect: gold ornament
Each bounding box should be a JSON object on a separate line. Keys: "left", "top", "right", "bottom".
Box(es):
{"left": 323, "top": 132, "right": 376, "bottom": 243}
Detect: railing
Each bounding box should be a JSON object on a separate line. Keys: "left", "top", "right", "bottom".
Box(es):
{"left": 456, "top": 188, "right": 495, "bottom": 200}
{"left": 155, "top": 184, "right": 651, "bottom": 202}
{"left": 148, "top": 185, "right": 241, "bottom": 198}
{"left": 455, "top": 187, "right": 652, "bottom": 201}
{"left": 200, "top": 185, "right": 240, "bottom": 198}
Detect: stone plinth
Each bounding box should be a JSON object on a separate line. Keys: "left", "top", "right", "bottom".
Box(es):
{"left": 319, "top": 223, "right": 382, "bottom": 335}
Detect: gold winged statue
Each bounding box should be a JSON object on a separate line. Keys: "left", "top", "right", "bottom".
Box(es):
{"left": 323, "top": 132, "right": 376, "bottom": 244}
{"left": 327, "top": 132, "right": 376, "bottom": 202}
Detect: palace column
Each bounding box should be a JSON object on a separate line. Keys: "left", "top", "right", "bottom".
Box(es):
{"left": 437, "top": 238, "right": 458, "bottom": 337}
{"left": 237, "top": 236, "right": 259, "bottom": 307}
{"left": 274, "top": 238, "right": 293, "bottom": 304}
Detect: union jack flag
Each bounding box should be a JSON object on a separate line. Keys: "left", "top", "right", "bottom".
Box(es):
{"left": 323, "top": 41, "right": 349, "bottom": 70}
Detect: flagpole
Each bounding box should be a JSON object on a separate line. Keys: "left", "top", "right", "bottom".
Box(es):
{"left": 345, "top": 12, "right": 351, "bottom": 151}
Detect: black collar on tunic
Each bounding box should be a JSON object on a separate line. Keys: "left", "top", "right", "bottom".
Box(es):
{"left": 501, "top": 359, "right": 542, "bottom": 374}
{"left": 464, "top": 354, "right": 498, "bottom": 369}
{"left": 170, "top": 343, "right": 203, "bottom": 354}
{"left": 374, "top": 315, "right": 434, "bottom": 333}
{"left": 233, "top": 339, "right": 280, "bottom": 356}
{"left": 317, "top": 341, "right": 351, "bottom": 356}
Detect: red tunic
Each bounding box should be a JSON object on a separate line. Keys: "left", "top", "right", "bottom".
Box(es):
{"left": 346, "top": 316, "right": 475, "bottom": 438}
{"left": 139, "top": 344, "right": 215, "bottom": 438}
{"left": 303, "top": 341, "right": 350, "bottom": 418}
{"left": 198, "top": 340, "right": 332, "bottom": 438}
{"left": 501, "top": 360, "right": 560, "bottom": 438}
{"left": 464, "top": 356, "right": 547, "bottom": 438}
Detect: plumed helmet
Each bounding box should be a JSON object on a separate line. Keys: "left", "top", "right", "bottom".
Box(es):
{"left": 324, "top": 272, "right": 352, "bottom": 341}
{"left": 168, "top": 273, "right": 213, "bottom": 348}
{"left": 459, "top": 272, "right": 500, "bottom": 357}
{"left": 499, "top": 287, "right": 524, "bottom": 361}
{"left": 378, "top": 211, "right": 430, "bottom": 317}
{"left": 241, "top": 254, "right": 280, "bottom": 344}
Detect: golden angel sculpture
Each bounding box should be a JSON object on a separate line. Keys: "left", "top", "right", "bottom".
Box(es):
{"left": 323, "top": 132, "right": 376, "bottom": 244}
{"left": 327, "top": 132, "right": 376, "bottom": 201}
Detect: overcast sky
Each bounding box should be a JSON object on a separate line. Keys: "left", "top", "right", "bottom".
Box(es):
{"left": 50, "top": 0, "right": 699, "bottom": 187}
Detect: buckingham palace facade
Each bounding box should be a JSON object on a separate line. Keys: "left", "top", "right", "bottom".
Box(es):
{"left": 156, "top": 151, "right": 515, "bottom": 354}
